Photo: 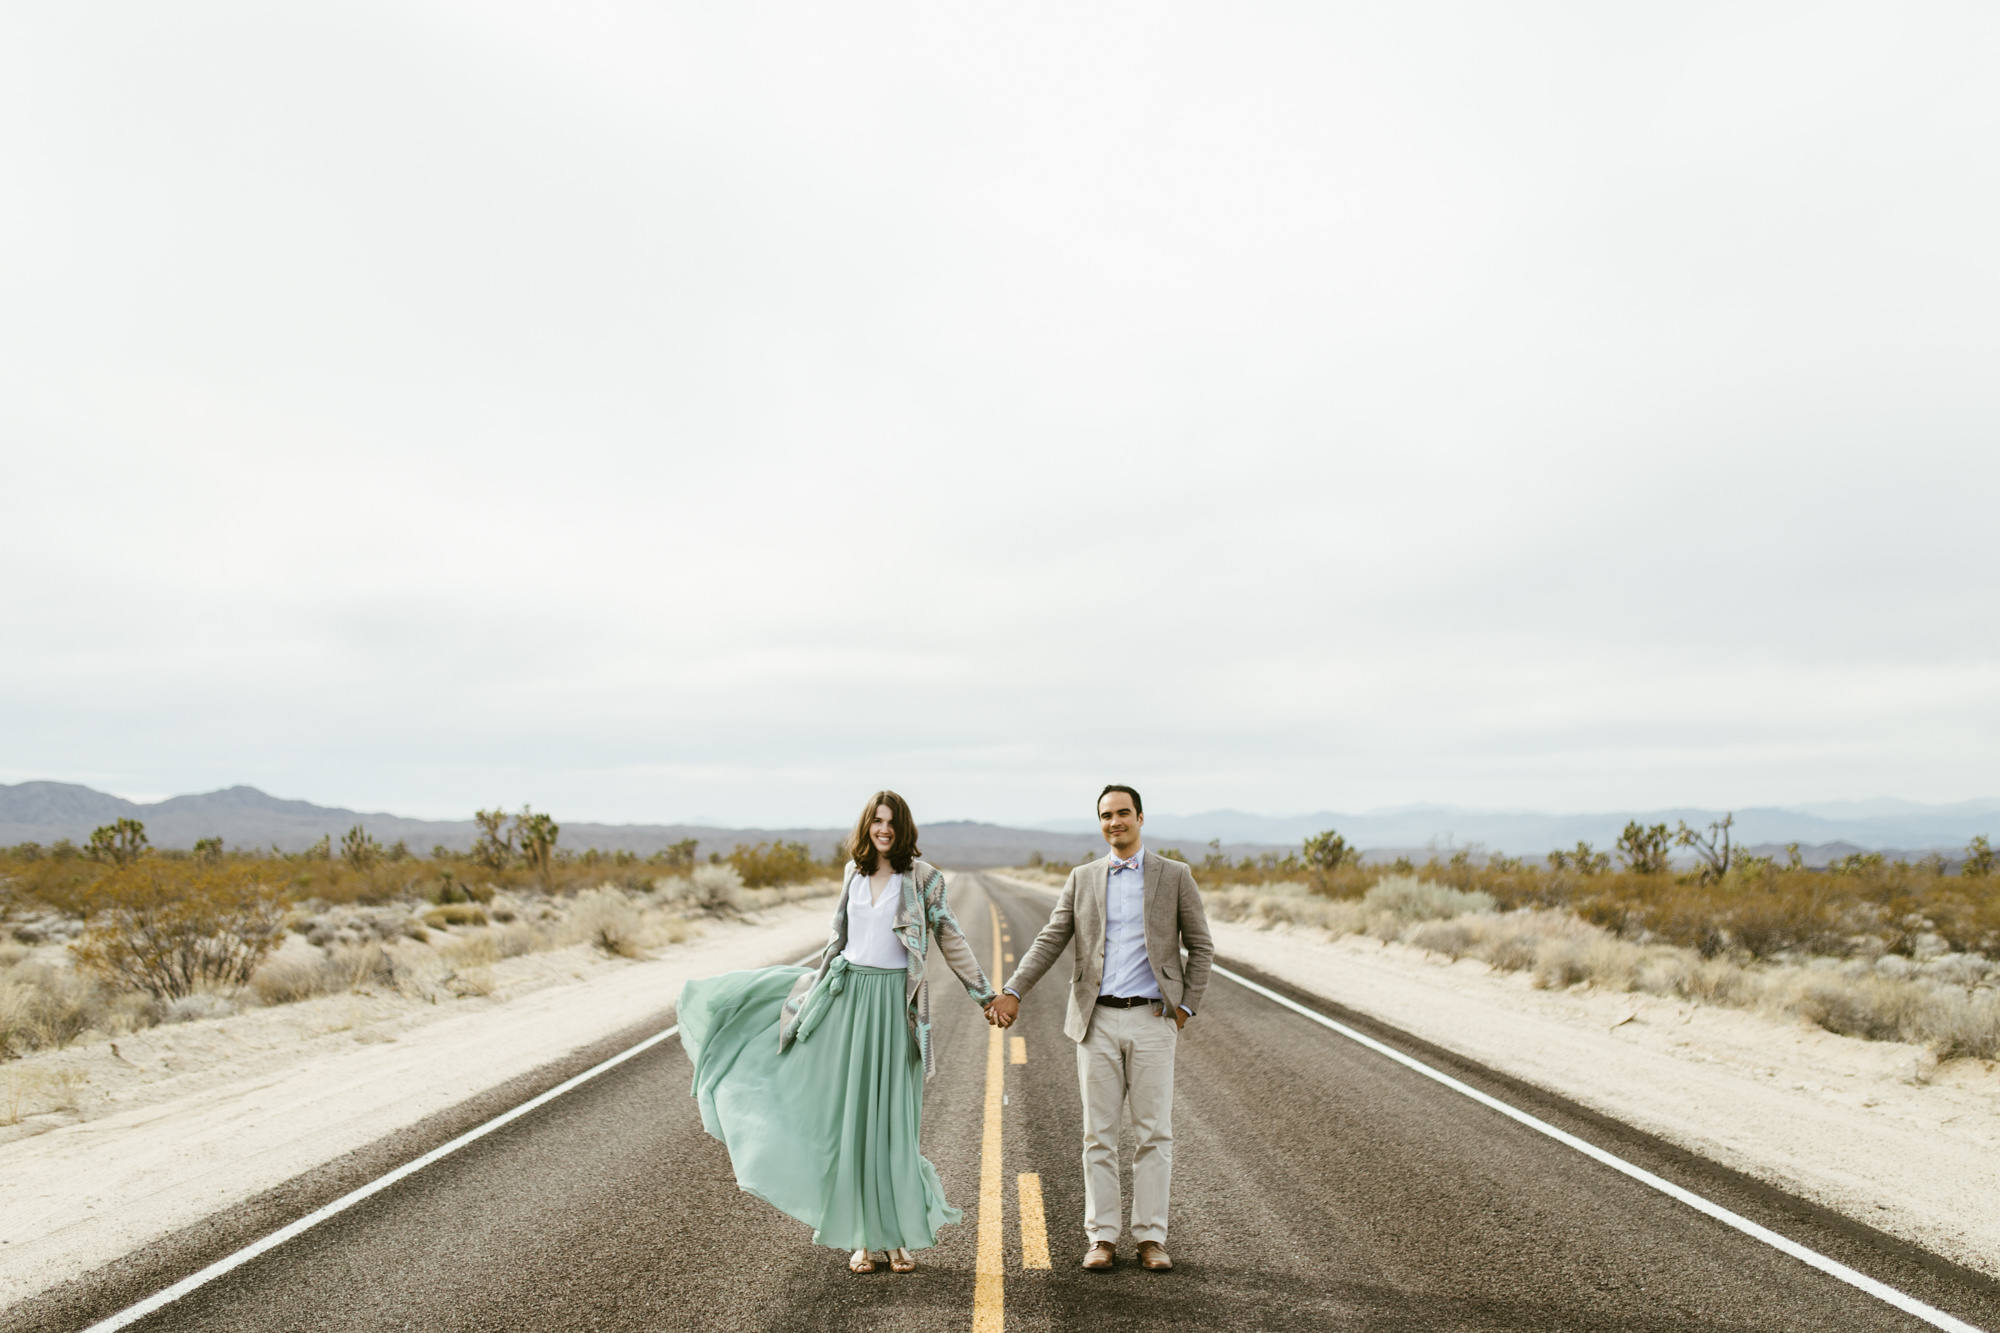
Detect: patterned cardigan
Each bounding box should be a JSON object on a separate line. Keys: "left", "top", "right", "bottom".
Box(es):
{"left": 778, "top": 859, "right": 996, "bottom": 1078}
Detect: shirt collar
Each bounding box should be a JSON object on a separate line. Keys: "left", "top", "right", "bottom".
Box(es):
{"left": 1108, "top": 846, "right": 1145, "bottom": 867}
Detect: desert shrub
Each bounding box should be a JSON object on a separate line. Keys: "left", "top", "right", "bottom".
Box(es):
{"left": 727, "top": 841, "right": 821, "bottom": 889}
{"left": 493, "top": 922, "right": 545, "bottom": 956}
{"left": 564, "top": 887, "right": 646, "bottom": 958}
{"left": 429, "top": 872, "right": 495, "bottom": 906}
{"left": 249, "top": 950, "right": 349, "bottom": 1005}
{"left": 1480, "top": 923, "right": 1544, "bottom": 973}
{"left": 1663, "top": 955, "right": 1762, "bottom": 1006}
{"left": 1, "top": 957, "right": 150, "bottom": 1057}
{"left": 2, "top": 1065, "right": 87, "bottom": 1125}
{"left": 422, "top": 904, "right": 489, "bottom": 929}
{"left": 1791, "top": 973, "right": 1920, "bottom": 1043}
{"left": 1918, "top": 953, "right": 1992, "bottom": 986}
{"left": 9, "top": 912, "right": 83, "bottom": 946}
{"left": 163, "top": 992, "right": 236, "bottom": 1024}
{"left": 438, "top": 932, "right": 501, "bottom": 968}
{"left": 323, "top": 941, "right": 412, "bottom": 993}
{"left": 304, "top": 908, "right": 430, "bottom": 949}
{"left": 1362, "top": 875, "right": 1495, "bottom": 922}
{"left": 70, "top": 863, "right": 287, "bottom": 1001}
{"left": 1207, "top": 882, "right": 1370, "bottom": 934}
{"left": 1532, "top": 935, "right": 1641, "bottom": 991}
{"left": 1532, "top": 938, "right": 1594, "bottom": 989}
{"left": 1407, "top": 919, "right": 1475, "bottom": 959}
{"left": 1908, "top": 988, "right": 2000, "bottom": 1061}
{"left": 688, "top": 863, "right": 747, "bottom": 913}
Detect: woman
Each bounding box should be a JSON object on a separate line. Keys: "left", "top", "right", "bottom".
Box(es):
{"left": 678, "top": 790, "right": 998, "bottom": 1273}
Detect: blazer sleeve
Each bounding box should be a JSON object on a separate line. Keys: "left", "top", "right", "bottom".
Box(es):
{"left": 1176, "top": 864, "right": 1215, "bottom": 1016}
{"left": 926, "top": 869, "right": 997, "bottom": 1006}
{"left": 1002, "top": 869, "right": 1080, "bottom": 997}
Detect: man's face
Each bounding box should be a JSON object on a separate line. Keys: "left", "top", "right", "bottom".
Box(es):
{"left": 1097, "top": 792, "right": 1143, "bottom": 853}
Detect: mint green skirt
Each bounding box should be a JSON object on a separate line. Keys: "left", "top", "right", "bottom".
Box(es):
{"left": 679, "top": 961, "right": 962, "bottom": 1252}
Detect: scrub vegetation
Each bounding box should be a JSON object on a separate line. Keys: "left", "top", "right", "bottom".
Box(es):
{"left": 0, "top": 811, "right": 837, "bottom": 1065}
{"left": 1022, "top": 820, "right": 2000, "bottom": 1063}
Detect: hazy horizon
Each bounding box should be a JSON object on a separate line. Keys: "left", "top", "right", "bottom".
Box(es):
{"left": 87, "top": 789, "right": 2000, "bottom": 827}
{"left": 13, "top": 777, "right": 1996, "bottom": 836}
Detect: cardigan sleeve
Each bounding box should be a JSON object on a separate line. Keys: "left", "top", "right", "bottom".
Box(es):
{"left": 925, "top": 869, "right": 997, "bottom": 1006}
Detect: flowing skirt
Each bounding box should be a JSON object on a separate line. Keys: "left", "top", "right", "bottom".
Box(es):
{"left": 679, "top": 961, "right": 961, "bottom": 1251}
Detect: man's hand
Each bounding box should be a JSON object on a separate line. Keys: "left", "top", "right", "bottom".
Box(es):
{"left": 1174, "top": 1007, "right": 1189, "bottom": 1031}
{"left": 986, "top": 993, "right": 1019, "bottom": 1028}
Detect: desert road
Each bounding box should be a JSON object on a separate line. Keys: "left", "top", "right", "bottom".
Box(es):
{"left": 15, "top": 873, "right": 2000, "bottom": 1333}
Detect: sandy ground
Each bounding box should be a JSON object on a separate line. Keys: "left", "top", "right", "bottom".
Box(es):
{"left": 984, "top": 873, "right": 2000, "bottom": 1278}
{"left": 0, "top": 897, "right": 837, "bottom": 1312}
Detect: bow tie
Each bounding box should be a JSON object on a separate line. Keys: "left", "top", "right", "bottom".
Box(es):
{"left": 1109, "top": 854, "right": 1140, "bottom": 872}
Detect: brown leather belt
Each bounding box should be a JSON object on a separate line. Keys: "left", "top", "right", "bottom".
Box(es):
{"left": 1095, "top": 995, "right": 1158, "bottom": 1009}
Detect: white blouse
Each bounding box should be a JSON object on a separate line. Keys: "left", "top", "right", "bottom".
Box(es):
{"left": 841, "top": 869, "right": 909, "bottom": 969}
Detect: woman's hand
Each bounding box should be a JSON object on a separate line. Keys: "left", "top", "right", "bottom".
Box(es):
{"left": 985, "top": 994, "right": 1019, "bottom": 1028}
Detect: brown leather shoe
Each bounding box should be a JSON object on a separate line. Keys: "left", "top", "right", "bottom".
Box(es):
{"left": 1081, "top": 1241, "right": 1115, "bottom": 1270}
{"left": 1137, "top": 1241, "right": 1173, "bottom": 1271}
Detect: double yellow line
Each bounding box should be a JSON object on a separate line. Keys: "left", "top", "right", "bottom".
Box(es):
{"left": 972, "top": 898, "right": 1051, "bottom": 1333}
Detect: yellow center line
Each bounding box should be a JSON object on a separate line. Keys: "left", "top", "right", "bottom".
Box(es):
{"left": 973, "top": 899, "right": 1006, "bottom": 1333}
{"left": 1016, "top": 1173, "right": 1052, "bottom": 1269}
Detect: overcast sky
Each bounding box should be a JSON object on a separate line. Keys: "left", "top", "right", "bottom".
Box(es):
{"left": 3, "top": 2, "right": 1996, "bottom": 828}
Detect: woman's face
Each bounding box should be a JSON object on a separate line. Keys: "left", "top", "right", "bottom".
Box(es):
{"left": 869, "top": 804, "right": 896, "bottom": 856}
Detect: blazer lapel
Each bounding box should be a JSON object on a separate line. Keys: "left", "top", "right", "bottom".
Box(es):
{"left": 1140, "top": 852, "right": 1165, "bottom": 961}
{"left": 1087, "top": 859, "right": 1110, "bottom": 967}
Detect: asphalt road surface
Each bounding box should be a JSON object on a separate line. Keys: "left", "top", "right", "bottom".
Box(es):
{"left": 16, "top": 873, "right": 2000, "bottom": 1333}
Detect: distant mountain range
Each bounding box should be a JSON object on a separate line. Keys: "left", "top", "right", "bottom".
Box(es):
{"left": 1035, "top": 800, "right": 2000, "bottom": 856}
{"left": 5, "top": 782, "right": 1992, "bottom": 870}
{"left": 0, "top": 782, "right": 1282, "bottom": 869}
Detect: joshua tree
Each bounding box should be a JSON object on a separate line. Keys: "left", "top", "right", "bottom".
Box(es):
{"left": 1675, "top": 813, "right": 1735, "bottom": 884}
{"left": 652, "top": 837, "right": 698, "bottom": 870}
{"left": 1616, "top": 821, "right": 1672, "bottom": 875}
{"left": 86, "top": 818, "right": 150, "bottom": 867}
{"left": 1964, "top": 835, "right": 1995, "bottom": 878}
{"left": 1548, "top": 841, "right": 1609, "bottom": 875}
{"left": 472, "top": 808, "right": 515, "bottom": 870}
{"left": 340, "top": 824, "right": 382, "bottom": 871}
{"left": 513, "top": 807, "right": 560, "bottom": 887}
{"left": 192, "top": 836, "right": 224, "bottom": 864}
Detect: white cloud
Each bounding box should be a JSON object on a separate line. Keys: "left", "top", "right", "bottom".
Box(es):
{"left": 3, "top": 1, "right": 1996, "bottom": 826}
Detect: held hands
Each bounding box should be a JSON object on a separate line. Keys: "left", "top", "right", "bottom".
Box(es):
{"left": 985, "top": 993, "right": 1019, "bottom": 1028}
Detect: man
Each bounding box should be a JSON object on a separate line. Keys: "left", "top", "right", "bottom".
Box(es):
{"left": 986, "top": 784, "right": 1213, "bottom": 1272}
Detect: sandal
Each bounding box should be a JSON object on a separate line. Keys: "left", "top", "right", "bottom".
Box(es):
{"left": 849, "top": 1250, "right": 878, "bottom": 1274}
{"left": 889, "top": 1248, "right": 917, "bottom": 1273}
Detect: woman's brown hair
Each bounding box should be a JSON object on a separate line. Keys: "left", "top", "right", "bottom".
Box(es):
{"left": 847, "top": 790, "right": 921, "bottom": 876}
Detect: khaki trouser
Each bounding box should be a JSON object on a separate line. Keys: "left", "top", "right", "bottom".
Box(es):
{"left": 1077, "top": 1001, "right": 1178, "bottom": 1244}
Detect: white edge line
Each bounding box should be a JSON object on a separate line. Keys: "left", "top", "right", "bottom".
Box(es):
{"left": 82, "top": 951, "right": 824, "bottom": 1333}
{"left": 1210, "top": 962, "right": 1987, "bottom": 1333}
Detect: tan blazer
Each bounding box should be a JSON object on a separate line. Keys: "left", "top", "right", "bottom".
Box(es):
{"left": 1003, "top": 852, "right": 1214, "bottom": 1043}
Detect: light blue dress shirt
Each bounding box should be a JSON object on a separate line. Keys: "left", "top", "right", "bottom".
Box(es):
{"left": 1001, "top": 848, "right": 1192, "bottom": 1015}
{"left": 1099, "top": 848, "right": 1163, "bottom": 1001}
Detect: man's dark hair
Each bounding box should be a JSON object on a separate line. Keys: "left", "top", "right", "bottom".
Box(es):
{"left": 1097, "top": 784, "right": 1143, "bottom": 816}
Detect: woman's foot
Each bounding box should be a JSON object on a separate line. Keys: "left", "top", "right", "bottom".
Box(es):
{"left": 849, "top": 1249, "right": 877, "bottom": 1273}
{"left": 888, "top": 1248, "right": 917, "bottom": 1273}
